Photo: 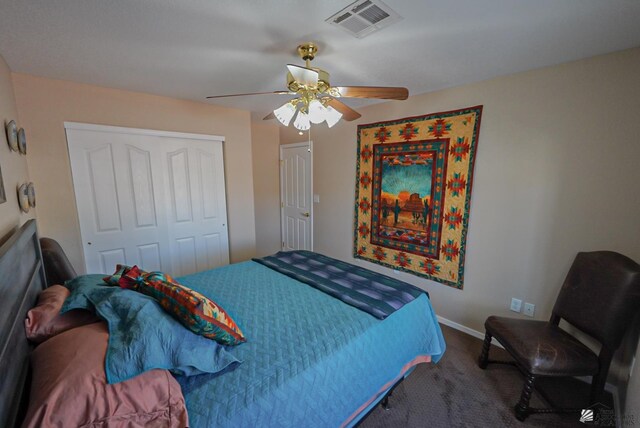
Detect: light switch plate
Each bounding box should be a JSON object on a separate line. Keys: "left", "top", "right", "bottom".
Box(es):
{"left": 313, "top": 194, "right": 320, "bottom": 203}
{"left": 510, "top": 298, "right": 522, "bottom": 313}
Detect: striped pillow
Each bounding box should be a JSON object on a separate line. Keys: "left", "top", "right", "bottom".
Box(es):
{"left": 120, "top": 266, "right": 245, "bottom": 346}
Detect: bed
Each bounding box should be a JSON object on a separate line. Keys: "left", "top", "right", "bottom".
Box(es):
{"left": 0, "top": 220, "right": 47, "bottom": 428}
{"left": 0, "top": 220, "right": 445, "bottom": 427}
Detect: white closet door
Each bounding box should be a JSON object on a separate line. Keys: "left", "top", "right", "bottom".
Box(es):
{"left": 67, "top": 129, "right": 172, "bottom": 274}
{"left": 66, "top": 124, "right": 229, "bottom": 276}
{"left": 162, "top": 137, "right": 229, "bottom": 276}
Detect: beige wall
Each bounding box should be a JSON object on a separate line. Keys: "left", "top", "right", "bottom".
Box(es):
{"left": 0, "top": 56, "right": 32, "bottom": 240}
{"left": 281, "top": 47, "right": 640, "bottom": 413}
{"left": 250, "top": 120, "right": 281, "bottom": 256}
{"left": 12, "top": 73, "right": 256, "bottom": 272}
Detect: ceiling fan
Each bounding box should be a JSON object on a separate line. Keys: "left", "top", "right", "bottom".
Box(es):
{"left": 206, "top": 43, "right": 408, "bottom": 130}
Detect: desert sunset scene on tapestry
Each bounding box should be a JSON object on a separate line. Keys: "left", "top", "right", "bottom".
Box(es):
{"left": 378, "top": 154, "right": 433, "bottom": 238}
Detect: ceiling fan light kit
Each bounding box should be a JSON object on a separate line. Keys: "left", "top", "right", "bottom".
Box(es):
{"left": 274, "top": 102, "right": 297, "bottom": 126}
{"left": 293, "top": 111, "right": 311, "bottom": 131}
{"left": 324, "top": 106, "right": 343, "bottom": 128}
{"left": 206, "top": 42, "right": 409, "bottom": 131}
{"left": 308, "top": 99, "right": 327, "bottom": 124}
{"left": 274, "top": 99, "right": 344, "bottom": 130}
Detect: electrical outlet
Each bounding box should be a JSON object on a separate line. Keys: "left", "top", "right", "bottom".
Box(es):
{"left": 524, "top": 303, "right": 535, "bottom": 317}
{"left": 510, "top": 298, "right": 522, "bottom": 313}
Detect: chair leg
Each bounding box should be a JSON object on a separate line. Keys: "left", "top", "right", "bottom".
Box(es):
{"left": 515, "top": 374, "right": 536, "bottom": 422}
{"left": 478, "top": 331, "right": 492, "bottom": 369}
{"left": 590, "top": 368, "right": 610, "bottom": 405}
{"left": 590, "top": 350, "right": 613, "bottom": 405}
{"left": 590, "top": 373, "right": 606, "bottom": 405}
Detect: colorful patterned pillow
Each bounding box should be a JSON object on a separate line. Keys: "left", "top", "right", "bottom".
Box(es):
{"left": 103, "top": 264, "right": 139, "bottom": 286}
{"left": 116, "top": 265, "right": 146, "bottom": 290}
{"left": 120, "top": 266, "right": 246, "bottom": 346}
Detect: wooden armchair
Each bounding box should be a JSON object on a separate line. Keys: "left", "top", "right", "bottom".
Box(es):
{"left": 478, "top": 251, "right": 640, "bottom": 421}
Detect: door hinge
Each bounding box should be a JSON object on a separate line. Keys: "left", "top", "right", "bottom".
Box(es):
{"left": 281, "top": 202, "right": 284, "bottom": 208}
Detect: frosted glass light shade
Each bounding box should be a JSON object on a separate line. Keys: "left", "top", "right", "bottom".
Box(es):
{"left": 325, "top": 106, "right": 343, "bottom": 128}
{"left": 308, "top": 99, "right": 327, "bottom": 124}
{"left": 293, "top": 111, "right": 311, "bottom": 131}
{"left": 274, "top": 103, "right": 296, "bottom": 126}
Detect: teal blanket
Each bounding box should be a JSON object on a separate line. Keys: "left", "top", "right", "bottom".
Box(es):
{"left": 176, "top": 261, "right": 446, "bottom": 427}
{"left": 62, "top": 275, "right": 240, "bottom": 384}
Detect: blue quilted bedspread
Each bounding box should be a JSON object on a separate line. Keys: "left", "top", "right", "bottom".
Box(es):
{"left": 176, "top": 261, "right": 445, "bottom": 428}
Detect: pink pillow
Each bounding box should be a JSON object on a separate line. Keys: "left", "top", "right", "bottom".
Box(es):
{"left": 24, "top": 285, "right": 100, "bottom": 343}
{"left": 22, "top": 322, "right": 189, "bottom": 428}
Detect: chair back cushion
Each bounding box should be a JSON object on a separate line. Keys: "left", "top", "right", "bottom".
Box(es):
{"left": 552, "top": 251, "right": 640, "bottom": 350}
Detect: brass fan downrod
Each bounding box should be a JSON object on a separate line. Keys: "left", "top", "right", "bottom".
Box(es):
{"left": 297, "top": 42, "right": 318, "bottom": 67}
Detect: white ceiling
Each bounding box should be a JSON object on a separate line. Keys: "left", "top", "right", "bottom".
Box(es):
{"left": 1, "top": 0, "right": 640, "bottom": 119}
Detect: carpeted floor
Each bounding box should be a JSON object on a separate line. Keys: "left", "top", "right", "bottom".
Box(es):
{"left": 360, "top": 324, "right": 613, "bottom": 428}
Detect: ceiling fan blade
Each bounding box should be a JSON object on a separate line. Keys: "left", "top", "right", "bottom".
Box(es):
{"left": 206, "top": 90, "right": 289, "bottom": 99}
{"left": 334, "top": 86, "right": 409, "bottom": 100}
{"left": 326, "top": 99, "right": 362, "bottom": 121}
{"left": 263, "top": 112, "right": 275, "bottom": 121}
{"left": 286, "top": 64, "right": 319, "bottom": 86}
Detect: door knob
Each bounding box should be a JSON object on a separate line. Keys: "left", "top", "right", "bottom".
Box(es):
{"left": 302, "top": 212, "right": 310, "bottom": 217}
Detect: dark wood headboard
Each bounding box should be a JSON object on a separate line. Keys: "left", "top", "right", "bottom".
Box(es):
{"left": 0, "top": 220, "right": 46, "bottom": 428}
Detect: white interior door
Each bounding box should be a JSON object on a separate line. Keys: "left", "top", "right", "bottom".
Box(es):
{"left": 280, "top": 142, "right": 312, "bottom": 251}
{"left": 66, "top": 123, "right": 229, "bottom": 276}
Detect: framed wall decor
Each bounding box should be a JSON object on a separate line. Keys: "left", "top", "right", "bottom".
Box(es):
{"left": 5, "top": 120, "right": 18, "bottom": 152}
{"left": 27, "top": 182, "right": 36, "bottom": 207}
{"left": 353, "top": 106, "right": 483, "bottom": 289}
{"left": 0, "top": 162, "right": 5, "bottom": 204}
{"left": 17, "top": 128, "right": 27, "bottom": 155}
{"left": 17, "top": 183, "right": 30, "bottom": 213}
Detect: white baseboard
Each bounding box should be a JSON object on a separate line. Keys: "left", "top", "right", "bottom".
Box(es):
{"left": 437, "top": 315, "right": 621, "bottom": 426}
{"left": 436, "top": 315, "right": 504, "bottom": 349}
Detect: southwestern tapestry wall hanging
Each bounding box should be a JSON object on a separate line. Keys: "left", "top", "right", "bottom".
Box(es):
{"left": 353, "top": 106, "right": 483, "bottom": 289}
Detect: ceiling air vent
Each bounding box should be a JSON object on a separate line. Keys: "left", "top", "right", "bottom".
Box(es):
{"left": 326, "top": 0, "right": 403, "bottom": 39}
